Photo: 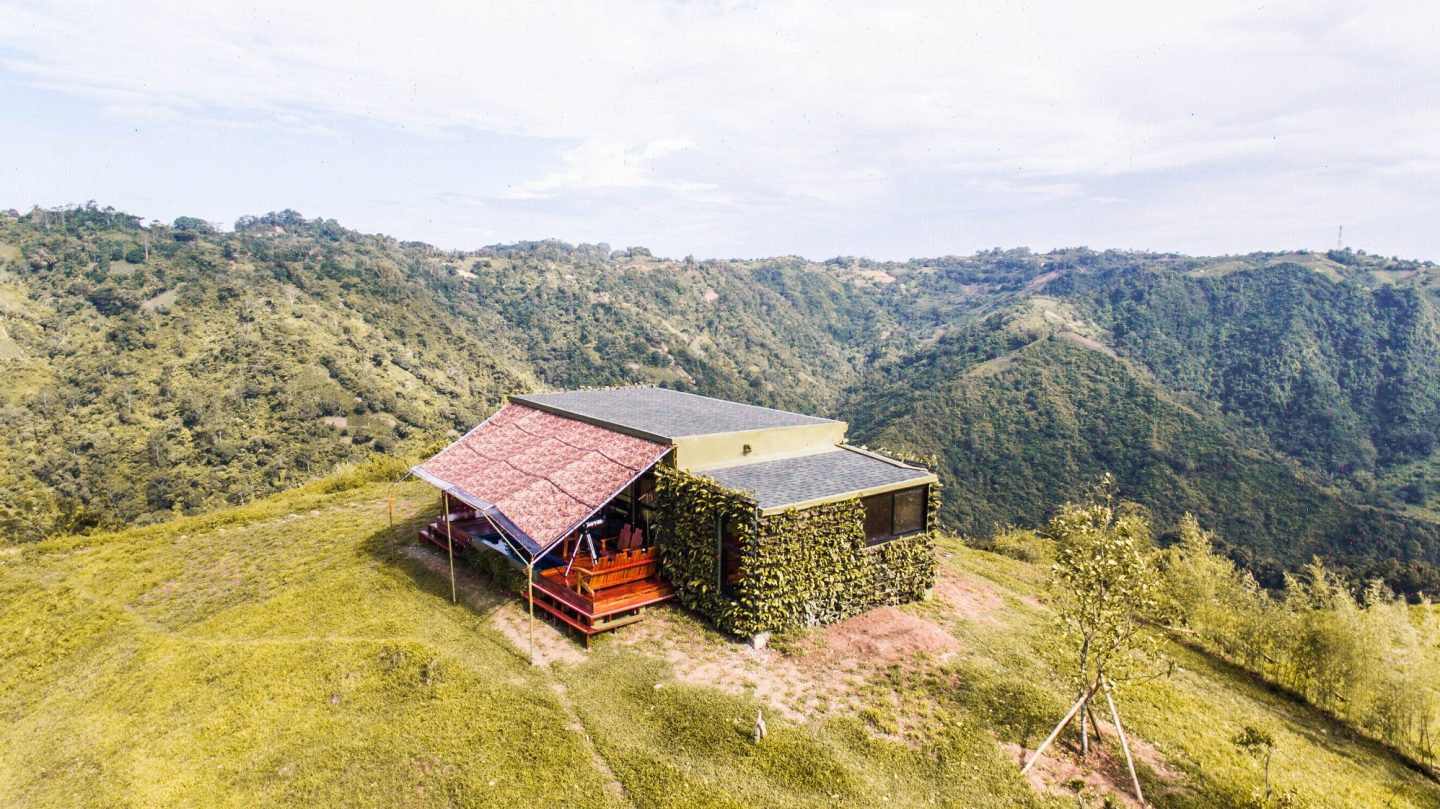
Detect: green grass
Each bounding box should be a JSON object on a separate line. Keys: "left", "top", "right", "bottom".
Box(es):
{"left": 912, "top": 539, "right": 1440, "bottom": 808}
{"left": 560, "top": 652, "right": 1041, "bottom": 808}
{"left": 2, "top": 476, "right": 1436, "bottom": 807}
{"left": 1, "top": 479, "right": 621, "bottom": 808}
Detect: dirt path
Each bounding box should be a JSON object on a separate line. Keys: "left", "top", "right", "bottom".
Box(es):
{"left": 404, "top": 543, "right": 633, "bottom": 805}
{"left": 548, "top": 679, "right": 633, "bottom": 807}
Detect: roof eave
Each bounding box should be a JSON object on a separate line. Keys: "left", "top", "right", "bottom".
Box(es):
{"left": 753, "top": 473, "right": 939, "bottom": 516}
{"left": 409, "top": 465, "right": 544, "bottom": 556}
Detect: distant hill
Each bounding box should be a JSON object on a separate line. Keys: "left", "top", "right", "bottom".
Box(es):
{"left": 3, "top": 204, "right": 1439, "bottom": 595}
{"left": 846, "top": 302, "right": 1440, "bottom": 589}
{"left": 0, "top": 206, "right": 874, "bottom": 537}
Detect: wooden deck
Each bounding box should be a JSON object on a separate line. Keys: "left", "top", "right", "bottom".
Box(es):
{"left": 526, "top": 563, "right": 676, "bottom": 646}
{"left": 417, "top": 512, "right": 493, "bottom": 553}
{"left": 418, "top": 512, "right": 675, "bottom": 646}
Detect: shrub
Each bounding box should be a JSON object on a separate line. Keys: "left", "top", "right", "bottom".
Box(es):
{"left": 990, "top": 525, "right": 1054, "bottom": 563}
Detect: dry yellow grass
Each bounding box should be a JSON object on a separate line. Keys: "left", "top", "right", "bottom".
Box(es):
{"left": 3, "top": 471, "right": 1436, "bottom": 807}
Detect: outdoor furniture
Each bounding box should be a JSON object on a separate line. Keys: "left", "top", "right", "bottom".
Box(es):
{"left": 574, "top": 547, "right": 661, "bottom": 597}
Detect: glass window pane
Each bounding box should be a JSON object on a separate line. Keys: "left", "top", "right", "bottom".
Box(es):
{"left": 893, "top": 487, "right": 926, "bottom": 534}
{"left": 863, "top": 494, "right": 893, "bottom": 542}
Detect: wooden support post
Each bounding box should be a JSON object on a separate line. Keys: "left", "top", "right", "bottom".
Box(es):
{"left": 443, "top": 492, "right": 457, "bottom": 605}
{"left": 387, "top": 484, "right": 395, "bottom": 538}
{"left": 1104, "top": 685, "right": 1145, "bottom": 806}
{"left": 527, "top": 561, "right": 537, "bottom": 666}
{"left": 1022, "top": 681, "right": 1101, "bottom": 774}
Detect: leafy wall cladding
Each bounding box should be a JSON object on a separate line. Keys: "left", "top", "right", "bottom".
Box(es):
{"left": 654, "top": 465, "right": 939, "bottom": 636}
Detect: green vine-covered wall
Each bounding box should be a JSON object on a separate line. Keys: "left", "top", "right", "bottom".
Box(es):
{"left": 652, "top": 466, "right": 760, "bottom": 629}
{"left": 653, "top": 464, "right": 940, "bottom": 637}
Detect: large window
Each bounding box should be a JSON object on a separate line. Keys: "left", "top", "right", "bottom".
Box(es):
{"left": 862, "top": 485, "right": 928, "bottom": 545}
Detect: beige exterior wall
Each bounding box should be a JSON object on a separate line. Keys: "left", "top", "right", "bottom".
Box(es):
{"left": 673, "top": 421, "right": 849, "bottom": 472}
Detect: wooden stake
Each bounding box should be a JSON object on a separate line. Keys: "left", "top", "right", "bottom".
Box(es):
{"left": 443, "top": 493, "right": 457, "bottom": 605}
{"left": 1022, "top": 681, "right": 1101, "bottom": 774}
{"left": 1086, "top": 701, "right": 1107, "bottom": 746}
{"left": 1104, "top": 685, "right": 1145, "bottom": 806}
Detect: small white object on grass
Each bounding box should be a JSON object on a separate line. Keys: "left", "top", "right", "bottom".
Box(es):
{"left": 754, "top": 709, "right": 767, "bottom": 743}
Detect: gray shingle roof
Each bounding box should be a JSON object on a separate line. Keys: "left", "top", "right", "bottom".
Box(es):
{"left": 700, "top": 446, "right": 933, "bottom": 511}
{"left": 510, "top": 387, "right": 838, "bottom": 441}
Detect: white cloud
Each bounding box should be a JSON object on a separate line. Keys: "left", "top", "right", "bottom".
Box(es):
{"left": 509, "top": 138, "right": 724, "bottom": 201}
{"left": 0, "top": 0, "right": 1437, "bottom": 258}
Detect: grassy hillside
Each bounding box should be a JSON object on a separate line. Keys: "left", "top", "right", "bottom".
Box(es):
{"left": 3, "top": 469, "right": 1435, "bottom": 807}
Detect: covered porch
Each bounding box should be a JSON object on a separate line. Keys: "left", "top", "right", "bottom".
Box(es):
{"left": 411, "top": 402, "right": 677, "bottom": 647}
{"left": 417, "top": 492, "right": 674, "bottom": 644}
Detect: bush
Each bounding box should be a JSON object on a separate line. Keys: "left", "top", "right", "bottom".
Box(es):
{"left": 124, "top": 247, "right": 145, "bottom": 264}
{"left": 987, "top": 525, "right": 1054, "bottom": 563}
{"left": 464, "top": 545, "right": 527, "bottom": 593}
{"left": 85, "top": 283, "right": 139, "bottom": 315}
{"left": 306, "top": 455, "right": 411, "bottom": 494}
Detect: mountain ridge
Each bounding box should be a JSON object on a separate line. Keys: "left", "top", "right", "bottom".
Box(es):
{"left": 3, "top": 203, "right": 1439, "bottom": 595}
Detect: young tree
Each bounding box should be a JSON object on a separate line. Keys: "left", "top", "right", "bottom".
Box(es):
{"left": 1049, "top": 474, "right": 1159, "bottom": 757}
{"left": 1024, "top": 475, "right": 1160, "bottom": 805}
{"left": 1233, "top": 725, "right": 1277, "bottom": 803}
{"left": 1157, "top": 513, "right": 1230, "bottom": 626}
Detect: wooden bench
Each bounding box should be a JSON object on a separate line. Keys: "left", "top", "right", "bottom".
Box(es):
{"left": 576, "top": 548, "right": 661, "bottom": 597}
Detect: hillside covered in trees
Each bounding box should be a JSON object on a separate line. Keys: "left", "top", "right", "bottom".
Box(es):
{"left": 3, "top": 203, "right": 1439, "bottom": 596}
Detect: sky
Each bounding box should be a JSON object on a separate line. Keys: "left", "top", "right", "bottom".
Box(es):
{"left": 1, "top": 0, "right": 1437, "bottom": 261}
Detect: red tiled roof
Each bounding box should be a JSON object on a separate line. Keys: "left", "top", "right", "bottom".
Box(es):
{"left": 413, "top": 403, "right": 669, "bottom": 554}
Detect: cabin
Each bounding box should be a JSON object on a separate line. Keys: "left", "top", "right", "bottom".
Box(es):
{"left": 411, "top": 387, "right": 939, "bottom": 646}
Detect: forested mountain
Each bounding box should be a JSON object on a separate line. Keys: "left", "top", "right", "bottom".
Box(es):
{"left": 3, "top": 204, "right": 1439, "bottom": 595}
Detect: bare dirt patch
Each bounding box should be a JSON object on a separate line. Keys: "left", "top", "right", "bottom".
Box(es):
{"left": 935, "top": 571, "right": 1003, "bottom": 624}
{"left": 613, "top": 612, "right": 874, "bottom": 722}
{"left": 1025, "top": 270, "right": 1060, "bottom": 292}
{"left": 816, "top": 606, "right": 959, "bottom": 666}
{"left": 607, "top": 604, "right": 962, "bottom": 722}
{"left": 489, "top": 605, "right": 589, "bottom": 666}
{"left": 1059, "top": 330, "right": 1118, "bottom": 358}
{"left": 1002, "top": 718, "right": 1186, "bottom": 808}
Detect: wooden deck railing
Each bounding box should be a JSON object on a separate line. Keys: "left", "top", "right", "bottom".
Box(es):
{"left": 566, "top": 547, "right": 662, "bottom": 597}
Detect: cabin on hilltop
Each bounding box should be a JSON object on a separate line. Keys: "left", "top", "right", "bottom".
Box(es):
{"left": 411, "top": 387, "right": 939, "bottom": 646}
